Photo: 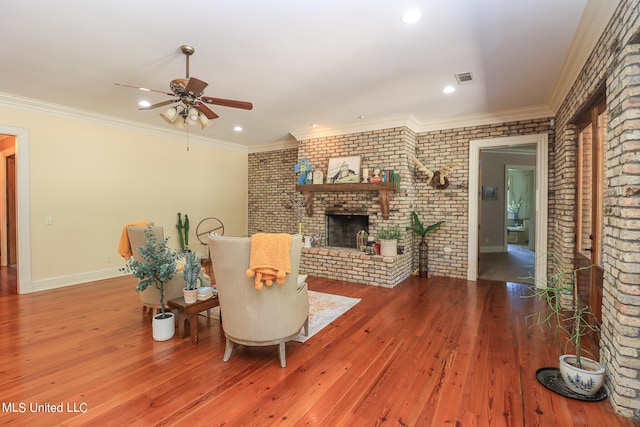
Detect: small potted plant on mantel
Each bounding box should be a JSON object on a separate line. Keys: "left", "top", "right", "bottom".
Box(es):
{"left": 121, "top": 226, "right": 181, "bottom": 341}
{"left": 526, "top": 253, "right": 605, "bottom": 398}
{"left": 182, "top": 251, "right": 202, "bottom": 303}
{"left": 377, "top": 225, "right": 402, "bottom": 257}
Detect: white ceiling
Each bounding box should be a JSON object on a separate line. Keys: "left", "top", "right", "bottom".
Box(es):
{"left": 0, "top": 1, "right": 611, "bottom": 150}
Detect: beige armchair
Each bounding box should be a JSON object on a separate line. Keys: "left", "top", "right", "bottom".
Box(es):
{"left": 208, "top": 234, "right": 308, "bottom": 368}
{"left": 127, "top": 226, "right": 185, "bottom": 314}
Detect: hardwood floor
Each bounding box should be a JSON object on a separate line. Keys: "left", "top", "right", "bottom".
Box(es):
{"left": 1, "top": 274, "right": 638, "bottom": 426}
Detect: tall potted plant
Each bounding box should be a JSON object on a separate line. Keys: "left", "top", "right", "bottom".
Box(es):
{"left": 406, "top": 211, "right": 444, "bottom": 278}
{"left": 121, "top": 226, "right": 180, "bottom": 341}
{"left": 378, "top": 226, "right": 402, "bottom": 257}
{"left": 526, "top": 253, "right": 604, "bottom": 397}
{"left": 182, "top": 251, "right": 202, "bottom": 303}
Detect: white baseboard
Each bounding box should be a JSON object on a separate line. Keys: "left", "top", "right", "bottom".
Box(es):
{"left": 31, "top": 267, "right": 124, "bottom": 292}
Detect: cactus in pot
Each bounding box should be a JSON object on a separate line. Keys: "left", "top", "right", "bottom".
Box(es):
{"left": 182, "top": 252, "right": 201, "bottom": 303}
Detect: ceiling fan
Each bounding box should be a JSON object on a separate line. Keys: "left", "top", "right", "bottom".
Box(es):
{"left": 115, "top": 44, "right": 253, "bottom": 129}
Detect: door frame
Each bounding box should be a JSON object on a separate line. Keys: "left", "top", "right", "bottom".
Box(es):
{"left": 468, "top": 133, "right": 548, "bottom": 284}
{"left": 0, "top": 146, "right": 15, "bottom": 266}
{"left": 0, "top": 125, "right": 32, "bottom": 294}
{"left": 503, "top": 165, "right": 536, "bottom": 251}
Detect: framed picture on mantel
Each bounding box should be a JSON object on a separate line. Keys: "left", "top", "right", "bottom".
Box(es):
{"left": 327, "top": 156, "right": 360, "bottom": 183}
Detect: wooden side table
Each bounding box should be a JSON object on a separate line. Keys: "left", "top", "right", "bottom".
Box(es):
{"left": 167, "top": 295, "right": 220, "bottom": 344}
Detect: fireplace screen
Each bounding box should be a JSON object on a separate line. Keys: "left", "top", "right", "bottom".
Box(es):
{"left": 325, "top": 214, "right": 369, "bottom": 248}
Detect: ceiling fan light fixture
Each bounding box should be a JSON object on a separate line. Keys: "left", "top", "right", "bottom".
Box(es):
{"left": 160, "top": 107, "right": 178, "bottom": 123}
{"left": 185, "top": 108, "right": 200, "bottom": 125}
{"left": 199, "top": 114, "right": 212, "bottom": 129}
{"left": 173, "top": 115, "right": 186, "bottom": 129}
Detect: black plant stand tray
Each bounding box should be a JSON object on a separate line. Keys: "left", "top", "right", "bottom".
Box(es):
{"left": 536, "top": 368, "right": 607, "bottom": 401}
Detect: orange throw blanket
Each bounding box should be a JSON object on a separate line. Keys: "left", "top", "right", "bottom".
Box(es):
{"left": 245, "top": 233, "right": 292, "bottom": 290}
{"left": 118, "top": 221, "right": 151, "bottom": 258}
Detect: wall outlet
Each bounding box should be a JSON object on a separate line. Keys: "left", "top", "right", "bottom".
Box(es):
{"left": 444, "top": 247, "right": 452, "bottom": 253}
{"left": 106, "top": 255, "right": 112, "bottom": 263}
{"left": 45, "top": 216, "right": 53, "bottom": 225}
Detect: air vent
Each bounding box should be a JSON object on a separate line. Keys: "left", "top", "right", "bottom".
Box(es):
{"left": 455, "top": 72, "right": 473, "bottom": 85}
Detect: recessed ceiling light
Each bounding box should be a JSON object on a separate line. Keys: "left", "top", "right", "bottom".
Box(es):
{"left": 358, "top": 115, "right": 366, "bottom": 120}
{"left": 443, "top": 86, "right": 456, "bottom": 94}
{"left": 401, "top": 9, "right": 422, "bottom": 24}
{"left": 138, "top": 100, "right": 151, "bottom": 107}
{"left": 233, "top": 126, "right": 243, "bottom": 132}
{"left": 311, "top": 124, "right": 318, "bottom": 128}
{"left": 139, "top": 87, "right": 151, "bottom": 92}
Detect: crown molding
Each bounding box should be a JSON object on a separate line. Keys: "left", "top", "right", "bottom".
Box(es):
{"left": 290, "top": 114, "right": 421, "bottom": 141}
{"left": 414, "top": 105, "right": 553, "bottom": 133}
{"left": 290, "top": 105, "right": 553, "bottom": 143}
{"left": 548, "top": 0, "right": 620, "bottom": 113}
{"left": 0, "top": 92, "right": 247, "bottom": 153}
{"left": 248, "top": 137, "right": 298, "bottom": 154}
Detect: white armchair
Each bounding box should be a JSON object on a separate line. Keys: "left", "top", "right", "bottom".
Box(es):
{"left": 208, "top": 234, "right": 308, "bottom": 368}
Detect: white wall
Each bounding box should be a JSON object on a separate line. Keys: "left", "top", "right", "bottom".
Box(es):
{"left": 0, "top": 105, "right": 248, "bottom": 292}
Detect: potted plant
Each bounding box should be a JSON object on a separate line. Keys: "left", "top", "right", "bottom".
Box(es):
{"left": 526, "top": 253, "right": 604, "bottom": 397}
{"left": 377, "top": 225, "right": 402, "bottom": 257}
{"left": 406, "top": 211, "right": 444, "bottom": 278}
{"left": 121, "top": 226, "right": 180, "bottom": 341}
{"left": 182, "top": 251, "right": 202, "bottom": 303}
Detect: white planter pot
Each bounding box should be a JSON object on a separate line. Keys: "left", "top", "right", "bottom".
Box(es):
{"left": 380, "top": 239, "right": 398, "bottom": 257}
{"left": 152, "top": 312, "right": 175, "bottom": 341}
{"left": 183, "top": 288, "right": 198, "bottom": 304}
{"left": 559, "top": 354, "right": 605, "bottom": 396}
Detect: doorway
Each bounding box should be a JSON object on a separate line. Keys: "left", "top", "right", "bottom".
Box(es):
{"left": 0, "top": 125, "right": 32, "bottom": 294}
{"left": 468, "top": 133, "right": 549, "bottom": 284}
{"left": 0, "top": 135, "right": 17, "bottom": 294}
{"left": 574, "top": 96, "right": 606, "bottom": 324}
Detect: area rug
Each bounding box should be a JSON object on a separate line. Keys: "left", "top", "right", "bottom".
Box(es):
{"left": 292, "top": 290, "right": 361, "bottom": 343}
{"left": 201, "top": 291, "right": 360, "bottom": 343}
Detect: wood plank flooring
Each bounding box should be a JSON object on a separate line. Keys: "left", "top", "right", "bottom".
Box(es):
{"left": 0, "top": 274, "right": 638, "bottom": 426}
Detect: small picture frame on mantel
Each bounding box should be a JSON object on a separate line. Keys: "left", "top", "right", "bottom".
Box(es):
{"left": 313, "top": 170, "right": 324, "bottom": 184}
{"left": 327, "top": 156, "right": 361, "bottom": 183}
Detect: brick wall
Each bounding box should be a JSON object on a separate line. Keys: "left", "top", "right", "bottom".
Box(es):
{"left": 553, "top": 0, "right": 640, "bottom": 418}
{"left": 248, "top": 0, "right": 640, "bottom": 416}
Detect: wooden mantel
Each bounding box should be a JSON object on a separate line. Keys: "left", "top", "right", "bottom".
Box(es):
{"left": 296, "top": 182, "right": 397, "bottom": 219}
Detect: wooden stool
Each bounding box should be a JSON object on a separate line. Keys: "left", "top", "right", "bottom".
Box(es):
{"left": 167, "top": 295, "right": 220, "bottom": 344}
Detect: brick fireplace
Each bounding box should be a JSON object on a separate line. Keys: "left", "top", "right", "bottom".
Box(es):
{"left": 293, "top": 127, "right": 417, "bottom": 287}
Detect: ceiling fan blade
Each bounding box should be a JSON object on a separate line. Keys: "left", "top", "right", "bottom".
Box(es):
{"left": 184, "top": 77, "right": 208, "bottom": 96}
{"left": 139, "top": 99, "right": 178, "bottom": 110}
{"left": 196, "top": 103, "right": 219, "bottom": 119}
{"left": 114, "top": 83, "right": 172, "bottom": 96}
{"left": 201, "top": 96, "right": 253, "bottom": 110}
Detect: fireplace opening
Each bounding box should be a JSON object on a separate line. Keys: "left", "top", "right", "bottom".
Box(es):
{"left": 325, "top": 214, "right": 369, "bottom": 248}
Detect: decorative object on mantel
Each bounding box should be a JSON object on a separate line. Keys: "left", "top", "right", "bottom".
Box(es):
{"left": 406, "top": 211, "right": 445, "bottom": 278}
{"left": 294, "top": 158, "right": 312, "bottom": 185}
{"left": 361, "top": 168, "right": 369, "bottom": 183}
{"left": 312, "top": 170, "right": 324, "bottom": 184}
{"left": 327, "top": 156, "right": 361, "bottom": 183}
{"left": 370, "top": 167, "right": 382, "bottom": 183}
